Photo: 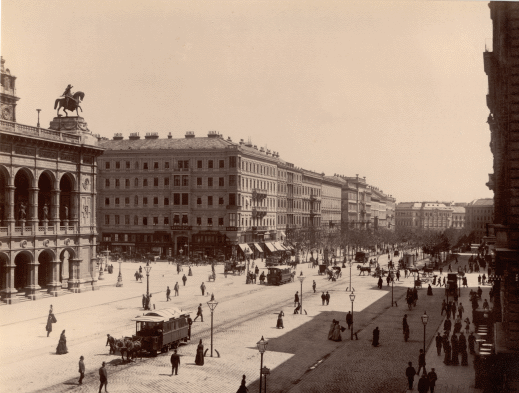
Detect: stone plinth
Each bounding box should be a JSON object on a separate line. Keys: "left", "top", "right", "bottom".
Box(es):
{"left": 49, "top": 116, "right": 90, "bottom": 133}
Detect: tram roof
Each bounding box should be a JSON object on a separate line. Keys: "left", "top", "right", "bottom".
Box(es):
{"left": 132, "top": 307, "right": 190, "bottom": 322}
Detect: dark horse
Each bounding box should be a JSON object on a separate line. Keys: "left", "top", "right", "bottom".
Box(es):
{"left": 114, "top": 336, "right": 142, "bottom": 362}
{"left": 54, "top": 92, "right": 85, "bottom": 117}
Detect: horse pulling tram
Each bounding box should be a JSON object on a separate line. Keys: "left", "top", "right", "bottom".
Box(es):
{"left": 131, "top": 308, "right": 191, "bottom": 357}
{"left": 267, "top": 266, "right": 293, "bottom": 285}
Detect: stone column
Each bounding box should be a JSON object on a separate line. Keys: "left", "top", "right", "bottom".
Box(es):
{"left": 6, "top": 185, "right": 15, "bottom": 232}
{"left": 1, "top": 258, "right": 19, "bottom": 304}
{"left": 25, "top": 258, "right": 42, "bottom": 300}
{"left": 29, "top": 187, "right": 39, "bottom": 230}
{"left": 90, "top": 257, "right": 99, "bottom": 290}
{"left": 51, "top": 189, "right": 60, "bottom": 229}
{"left": 61, "top": 252, "right": 70, "bottom": 288}
{"left": 70, "top": 191, "right": 79, "bottom": 229}
{"left": 47, "top": 259, "right": 62, "bottom": 296}
{"left": 68, "top": 258, "right": 82, "bottom": 293}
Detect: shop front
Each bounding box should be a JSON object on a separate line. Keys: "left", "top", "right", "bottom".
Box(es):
{"left": 191, "top": 231, "right": 230, "bottom": 259}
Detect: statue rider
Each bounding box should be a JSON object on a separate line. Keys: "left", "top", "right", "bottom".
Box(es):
{"left": 62, "top": 84, "right": 73, "bottom": 108}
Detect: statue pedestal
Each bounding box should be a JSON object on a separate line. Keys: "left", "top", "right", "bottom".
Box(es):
{"left": 49, "top": 116, "right": 90, "bottom": 133}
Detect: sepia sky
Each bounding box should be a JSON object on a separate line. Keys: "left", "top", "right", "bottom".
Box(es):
{"left": 1, "top": 0, "right": 493, "bottom": 204}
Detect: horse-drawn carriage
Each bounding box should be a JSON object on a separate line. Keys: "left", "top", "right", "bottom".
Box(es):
{"left": 423, "top": 267, "right": 434, "bottom": 277}
{"left": 224, "top": 261, "right": 246, "bottom": 275}
{"left": 266, "top": 266, "right": 293, "bottom": 285}
{"left": 326, "top": 266, "right": 341, "bottom": 281}
{"left": 131, "top": 308, "right": 191, "bottom": 357}
{"left": 318, "top": 264, "right": 328, "bottom": 275}
{"left": 355, "top": 251, "right": 369, "bottom": 264}
{"left": 357, "top": 264, "right": 371, "bottom": 276}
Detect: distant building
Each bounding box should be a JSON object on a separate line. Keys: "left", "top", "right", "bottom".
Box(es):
{"left": 465, "top": 198, "right": 493, "bottom": 243}
{"left": 450, "top": 205, "right": 466, "bottom": 229}
{"left": 396, "top": 202, "right": 453, "bottom": 231}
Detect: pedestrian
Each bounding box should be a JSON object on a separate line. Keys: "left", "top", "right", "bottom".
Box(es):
{"left": 98, "top": 361, "right": 108, "bottom": 393}
{"left": 459, "top": 332, "right": 468, "bottom": 366}
{"left": 293, "top": 291, "right": 300, "bottom": 307}
{"left": 182, "top": 274, "right": 187, "bottom": 286}
{"left": 325, "top": 291, "right": 330, "bottom": 305}
{"left": 386, "top": 274, "right": 391, "bottom": 286}
{"left": 139, "top": 265, "right": 142, "bottom": 274}
{"left": 56, "top": 330, "right": 68, "bottom": 354}
{"left": 427, "top": 284, "right": 433, "bottom": 296}
{"left": 312, "top": 280, "right": 316, "bottom": 293}
{"left": 46, "top": 310, "right": 57, "bottom": 337}
{"left": 187, "top": 315, "right": 193, "bottom": 340}
{"left": 194, "top": 303, "right": 203, "bottom": 322}
{"left": 441, "top": 300, "right": 447, "bottom": 316}
{"left": 188, "top": 266, "right": 193, "bottom": 276}
{"left": 417, "top": 372, "right": 430, "bottom": 393}
{"left": 78, "top": 356, "right": 85, "bottom": 385}
{"left": 276, "top": 311, "right": 284, "bottom": 329}
{"left": 377, "top": 277, "right": 383, "bottom": 289}
{"left": 448, "top": 264, "right": 452, "bottom": 272}
{"left": 452, "top": 302, "right": 457, "bottom": 318}
{"left": 177, "top": 263, "right": 181, "bottom": 274}
{"left": 106, "top": 334, "right": 115, "bottom": 354}
{"left": 396, "top": 270, "right": 400, "bottom": 281}
{"left": 142, "top": 294, "right": 146, "bottom": 309}
{"left": 439, "top": 267, "right": 443, "bottom": 275}
{"left": 458, "top": 303, "right": 464, "bottom": 319}
{"left": 321, "top": 292, "right": 326, "bottom": 306}
{"left": 170, "top": 349, "right": 180, "bottom": 375}
{"left": 404, "top": 268, "right": 408, "bottom": 278}
{"left": 444, "top": 318, "right": 452, "bottom": 334}
{"left": 428, "top": 368, "right": 438, "bottom": 393}
{"left": 166, "top": 286, "right": 171, "bottom": 301}
{"left": 174, "top": 282, "right": 179, "bottom": 296}
{"left": 443, "top": 277, "right": 446, "bottom": 287}
{"left": 451, "top": 334, "right": 459, "bottom": 366}
{"left": 468, "top": 332, "right": 476, "bottom": 354}
{"left": 201, "top": 282, "right": 206, "bottom": 296}
{"left": 478, "top": 274, "right": 481, "bottom": 284}
{"left": 346, "top": 311, "right": 353, "bottom": 330}
{"left": 417, "top": 349, "right": 426, "bottom": 375}
{"left": 372, "top": 326, "right": 380, "bottom": 347}
{"left": 237, "top": 375, "right": 249, "bottom": 393}
{"left": 435, "top": 332, "right": 442, "bottom": 356}
{"left": 406, "top": 361, "right": 417, "bottom": 390}
{"left": 443, "top": 335, "right": 451, "bottom": 365}
{"left": 195, "top": 339, "right": 204, "bottom": 366}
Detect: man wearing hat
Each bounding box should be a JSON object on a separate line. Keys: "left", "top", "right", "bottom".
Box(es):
{"left": 78, "top": 356, "right": 85, "bottom": 385}
{"left": 62, "top": 84, "right": 73, "bottom": 108}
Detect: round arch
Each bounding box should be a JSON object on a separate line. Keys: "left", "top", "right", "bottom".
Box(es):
{"left": 38, "top": 171, "right": 56, "bottom": 222}
{"left": 13, "top": 250, "right": 33, "bottom": 291}
{"left": 37, "top": 249, "right": 56, "bottom": 288}
{"left": 59, "top": 173, "right": 76, "bottom": 222}
{"left": 14, "top": 168, "right": 34, "bottom": 223}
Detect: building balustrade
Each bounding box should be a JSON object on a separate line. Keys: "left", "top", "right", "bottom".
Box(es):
{"left": 0, "top": 119, "right": 81, "bottom": 144}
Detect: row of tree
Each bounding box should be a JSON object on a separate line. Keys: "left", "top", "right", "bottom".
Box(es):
{"left": 287, "top": 225, "right": 477, "bottom": 262}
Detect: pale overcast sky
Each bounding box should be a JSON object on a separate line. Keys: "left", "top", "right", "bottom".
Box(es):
{"left": 1, "top": 0, "right": 493, "bottom": 204}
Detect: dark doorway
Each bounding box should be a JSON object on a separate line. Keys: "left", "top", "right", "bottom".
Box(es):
{"left": 0, "top": 169, "right": 7, "bottom": 225}
{"left": 38, "top": 251, "right": 53, "bottom": 287}
{"left": 0, "top": 254, "right": 7, "bottom": 291}
{"left": 14, "top": 170, "right": 30, "bottom": 223}
{"left": 60, "top": 175, "right": 73, "bottom": 222}
{"left": 38, "top": 173, "right": 53, "bottom": 222}
{"left": 14, "top": 253, "right": 30, "bottom": 291}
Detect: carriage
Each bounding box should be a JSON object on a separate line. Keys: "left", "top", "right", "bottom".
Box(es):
{"left": 318, "top": 264, "right": 328, "bottom": 275}
{"left": 266, "top": 266, "right": 293, "bottom": 285}
{"left": 355, "top": 251, "right": 369, "bottom": 264}
{"left": 131, "top": 308, "right": 191, "bottom": 357}
{"left": 423, "top": 267, "right": 434, "bottom": 277}
{"left": 327, "top": 266, "right": 341, "bottom": 280}
{"left": 224, "top": 261, "right": 246, "bottom": 275}
{"left": 266, "top": 256, "right": 282, "bottom": 267}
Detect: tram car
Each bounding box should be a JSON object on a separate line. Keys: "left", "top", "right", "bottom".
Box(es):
{"left": 224, "top": 261, "right": 246, "bottom": 275}
{"left": 265, "top": 256, "right": 282, "bottom": 267}
{"left": 446, "top": 273, "right": 458, "bottom": 297}
{"left": 355, "top": 251, "right": 368, "bottom": 264}
{"left": 131, "top": 308, "right": 191, "bottom": 357}
{"left": 267, "top": 266, "right": 293, "bottom": 285}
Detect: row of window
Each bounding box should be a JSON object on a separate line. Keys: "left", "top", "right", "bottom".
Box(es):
{"left": 241, "top": 159, "right": 276, "bottom": 178}
{"left": 104, "top": 158, "right": 238, "bottom": 171}
{"left": 104, "top": 215, "right": 225, "bottom": 226}
{"left": 105, "top": 176, "right": 228, "bottom": 188}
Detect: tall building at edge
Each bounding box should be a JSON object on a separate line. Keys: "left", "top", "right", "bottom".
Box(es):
{"left": 483, "top": 1, "right": 519, "bottom": 388}
{"left": 0, "top": 58, "right": 104, "bottom": 304}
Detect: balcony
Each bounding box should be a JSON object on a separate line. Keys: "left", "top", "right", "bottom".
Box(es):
{"left": 0, "top": 119, "right": 82, "bottom": 144}
{"left": 252, "top": 207, "right": 267, "bottom": 219}
{"left": 252, "top": 188, "right": 268, "bottom": 199}
{"left": 310, "top": 194, "right": 320, "bottom": 201}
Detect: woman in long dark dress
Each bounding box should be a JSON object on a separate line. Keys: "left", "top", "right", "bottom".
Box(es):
{"left": 276, "top": 311, "right": 284, "bottom": 329}
{"left": 328, "top": 320, "right": 336, "bottom": 340}
{"left": 195, "top": 339, "right": 204, "bottom": 365}
{"left": 56, "top": 330, "right": 68, "bottom": 354}
{"left": 451, "top": 335, "right": 459, "bottom": 365}
{"left": 459, "top": 332, "right": 468, "bottom": 366}
{"left": 46, "top": 311, "right": 57, "bottom": 337}
{"left": 236, "top": 375, "right": 249, "bottom": 393}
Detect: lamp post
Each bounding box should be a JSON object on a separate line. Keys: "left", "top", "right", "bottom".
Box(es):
{"left": 421, "top": 311, "right": 429, "bottom": 354}
{"left": 207, "top": 293, "right": 218, "bottom": 357}
{"left": 116, "top": 257, "right": 123, "bottom": 287}
{"left": 99, "top": 250, "right": 109, "bottom": 280}
{"left": 257, "top": 336, "right": 268, "bottom": 393}
{"left": 298, "top": 273, "right": 305, "bottom": 314}
{"left": 349, "top": 292, "right": 355, "bottom": 340}
{"left": 36, "top": 109, "right": 41, "bottom": 128}
{"left": 457, "top": 273, "right": 462, "bottom": 297}
{"left": 144, "top": 261, "right": 152, "bottom": 301}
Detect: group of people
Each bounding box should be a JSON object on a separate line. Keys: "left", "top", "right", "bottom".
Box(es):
{"left": 406, "top": 362, "right": 437, "bottom": 393}
{"left": 438, "top": 329, "right": 472, "bottom": 367}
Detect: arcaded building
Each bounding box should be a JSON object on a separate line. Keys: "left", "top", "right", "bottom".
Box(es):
{"left": 0, "top": 58, "right": 104, "bottom": 304}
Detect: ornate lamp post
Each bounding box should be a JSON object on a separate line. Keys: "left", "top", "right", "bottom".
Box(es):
{"left": 297, "top": 273, "right": 305, "bottom": 314}
{"left": 99, "top": 249, "right": 109, "bottom": 280}
{"left": 421, "top": 311, "right": 429, "bottom": 354}
{"left": 390, "top": 267, "right": 394, "bottom": 306}
{"left": 207, "top": 293, "right": 218, "bottom": 357}
{"left": 257, "top": 336, "right": 268, "bottom": 393}
{"left": 116, "top": 257, "right": 123, "bottom": 287}
{"left": 349, "top": 292, "right": 355, "bottom": 340}
{"left": 144, "top": 261, "right": 152, "bottom": 300}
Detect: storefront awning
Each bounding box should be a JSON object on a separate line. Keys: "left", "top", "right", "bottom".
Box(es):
{"left": 238, "top": 243, "right": 252, "bottom": 254}
{"left": 264, "top": 242, "right": 276, "bottom": 252}
{"left": 284, "top": 244, "right": 293, "bottom": 250}
{"left": 254, "top": 243, "right": 264, "bottom": 253}
{"left": 273, "top": 242, "right": 286, "bottom": 251}
{"left": 279, "top": 231, "right": 286, "bottom": 239}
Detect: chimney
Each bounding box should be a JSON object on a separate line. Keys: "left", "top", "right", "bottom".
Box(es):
{"left": 145, "top": 132, "right": 159, "bottom": 139}
{"left": 208, "top": 130, "right": 219, "bottom": 138}
{"left": 239, "top": 139, "right": 244, "bottom": 145}
{"left": 167, "top": 132, "right": 173, "bottom": 139}
{"left": 129, "top": 132, "right": 140, "bottom": 140}
{"left": 260, "top": 147, "right": 265, "bottom": 152}
{"left": 227, "top": 136, "right": 232, "bottom": 142}
{"left": 253, "top": 145, "right": 258, "bottom": 150}
{"left": 185, "top": 131, "right": 195, "bottom": 139}
{"left": 113, "top": 133, "right": 123, "bottom": 140}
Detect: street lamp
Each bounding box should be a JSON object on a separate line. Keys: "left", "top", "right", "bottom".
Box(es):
{"left": 349, "top": 292, "right": 355, "bottom": 340}
{"left": 298, "top": 273, "right": 305, "bottom": 314}
{"left": 257, "top": 336, "right": 268, "bottom": 393}
{"left": 144, "top": 261, "right": 152, "bottom": 304}
{"left": 99, "top": 249, "right": 109, "bottom": 280}
{"left": 116, "top": 257, "right": 123, "bottom": 287}
{"left": 207, "top": 293, "right": 219, "bottom": 357}
{"left": 421, "top": 311, "right": 429, "bottom": 354}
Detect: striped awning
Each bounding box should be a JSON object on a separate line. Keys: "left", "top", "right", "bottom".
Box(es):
{"left": 264, "top": 242, "right": 276, "bottom": 252}
{"left": 238, "top": 243, "right": 252, "bottom": 254}
{"left": 254, "top": 243, "right": 264, "bottom": 253}
{"left": 273, "top": 242, "right": 286, "bottom": 251}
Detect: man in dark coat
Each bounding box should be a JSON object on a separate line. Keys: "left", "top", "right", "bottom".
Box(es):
{"left": 459, "top": 332, "right": 468, "bottom": 366}
{"left": 441, "top": 299, "right": 447, "bottom": 316}
{"left": 294, "top": 291, "right": 299, "bottom": 307}
{"left": 451, "top": 334, "right": 459, "bottom": 366}
{"left": 325, "top": 291, "right": 330, "bottom": 305}
{"left": 403, "top": 314, "right": 410, "bottom": 342}
{"left": 372, "top": 327, "right": 380, "bottom": 347}
{"left": 187, "top": 316, "right": 193, "bottom": 340}
{"left": 346, "top": 312, "right": 353, "bottom": 330}
{"left": 321, "top": 292, "right": 326, "bottom": 305}
{"left": 417, "top": 349, "right": 426, "bottom": 375}
{"left": 444, "top": 318, "right": 452, "bottom": 333}
{"left": 377, "top": 277, "right": 383, "bottom": 289}
{"left": 417, "top": 373, "right": 430, "bottom": 393}
{"left": 435, "top": 332, "right": 443, "bottom": 356}
{"left": 166, "top": 286, "right": 171, "bottom": 301}
{"left": 182, "top": 274, "right": 187, "bottom": 286}
{"left": 98, "top": 361, "right": 108, "bottom": 393}
{"left": 428, "top": 368, "right": 438, "bottom": 393}
{"left": 78, "top": 355, "right": 85, "bottom": 385}
{"left": 468, "top": 332, "right": 476, "bottom": 354}
{"left": 406, "top": 361, "right": 417, "bottom": 390}
{"left": 170, "top": 349, "right": 180, "bottom": 375}
{"left": 194, "top": 303, "right": 203, "bottom": 322}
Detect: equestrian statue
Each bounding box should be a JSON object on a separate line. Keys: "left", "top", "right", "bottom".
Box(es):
{"left": 54, "top": 84, "right": 85, "bottom": 117}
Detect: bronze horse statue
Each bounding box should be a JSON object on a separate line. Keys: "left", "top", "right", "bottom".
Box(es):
{"left": 54, "top": 91, "right": 85, "bottom": 117}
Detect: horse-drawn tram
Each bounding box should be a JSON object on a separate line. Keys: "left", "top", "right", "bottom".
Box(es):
{"left": 267, "top": 266, "right": 293, "bottom": 285}
{"left": 131, "top": 308, "right": 191, "bottom": 356}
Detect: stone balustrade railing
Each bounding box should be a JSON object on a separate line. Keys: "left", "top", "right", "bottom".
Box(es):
{"left": 0, "top": 119, "right": 81, "bottom": 144}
